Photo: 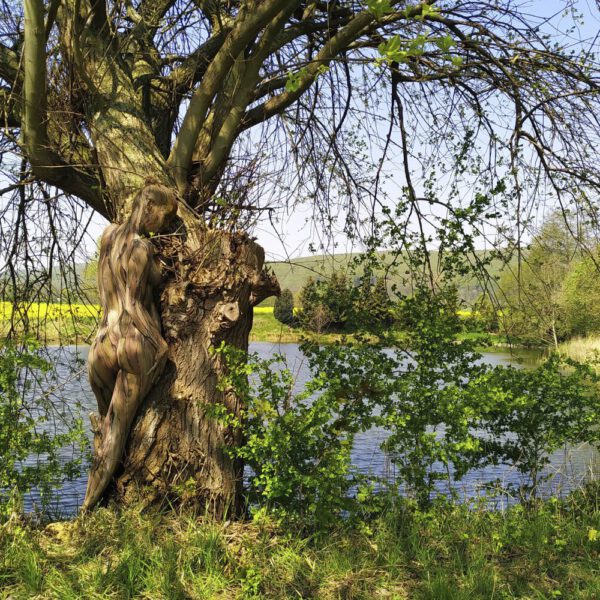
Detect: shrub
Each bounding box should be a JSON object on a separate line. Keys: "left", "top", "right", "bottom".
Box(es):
{"left": 297, "top": 274, "right": 356, "bottom": 332}
{"left": 216, "top": 286, "right": 600, "bottom": 519}
{"left": 472, "top": 354, "right": 600, "bottom": 500}
{"left": 563, "top": 251, "right": 600, "bottom": 336}
{"left": 298, "top": 272, "right": 395, "bottom": 333}
{"left": 353, "top": 276, "right": 395, "bottom": 329}
{"left": 214, "top": 343, "right": 379, "bottom": 527}
{"left": 273, "top": 289, "right": 295, "bottom": 325}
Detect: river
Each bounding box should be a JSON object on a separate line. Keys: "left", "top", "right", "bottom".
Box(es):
{"left": 19, "top": 342, "right": 600, "bottom": 516}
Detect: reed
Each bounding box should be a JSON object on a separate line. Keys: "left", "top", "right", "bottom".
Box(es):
{"left": 558, "top": 335, "right": 600, "bottom": 364}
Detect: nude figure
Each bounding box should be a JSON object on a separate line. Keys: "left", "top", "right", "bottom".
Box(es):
{"left": 83, "top": 183, "right": 177, "bottom": 511}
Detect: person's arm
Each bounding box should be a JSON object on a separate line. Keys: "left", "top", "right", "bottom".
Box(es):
{"left": 124, "top": 239, "right": 162, "bottom": 347}
{"left": 96, "top": 224, "right": 119, "bottom": 319}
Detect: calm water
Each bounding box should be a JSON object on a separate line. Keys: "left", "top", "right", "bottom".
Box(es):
{"left": 20, "top": 343, "right": 600, "bottom": 516}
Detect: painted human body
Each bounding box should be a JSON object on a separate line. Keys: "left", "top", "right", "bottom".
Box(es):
{"left": 83, "top": 184, "right": 177, "bottom": 511}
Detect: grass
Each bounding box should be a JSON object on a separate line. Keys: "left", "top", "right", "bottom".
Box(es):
{"left": 2, "top": 486, "right": 600, "bottom": 599}
{"left": 250, "top": 311, "right": 300, "bottom": 343}
{"left": 250, "top": 311, "right": 365, "bottom": 344}
{"left": 0, "top": 301, "right": 558, "bottom": 351}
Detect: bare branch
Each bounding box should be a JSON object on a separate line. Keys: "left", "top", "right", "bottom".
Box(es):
{"left": 241, "top": 1, "right": 436, "bottom": 130}
{"left": 167, "top": 0, "right": 298, "bottom": 190}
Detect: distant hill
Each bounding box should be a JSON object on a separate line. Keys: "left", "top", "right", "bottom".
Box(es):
{"left": 264, "top": 250, "right": 511, "bottom": 306}
{"left": 266, "top": 253, "right": 363, "bottom": 295}
{"left": 3, "top": 250, "right": 510, "bottom": 308}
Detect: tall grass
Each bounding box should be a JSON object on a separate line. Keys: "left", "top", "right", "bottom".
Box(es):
{"left": 2, "top": 486, "right": 600, "bottom": 599}
{"left": 558, "top": 335, "right": 600, "bottom": 363}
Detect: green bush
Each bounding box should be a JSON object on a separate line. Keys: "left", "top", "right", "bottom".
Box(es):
{"left": 297, "top": 275, "right": 351, "bottom": 332}
{"left": 273, "top": 289, "right": 295, "bottom": 325}
{"left": 379, "top": 289, "right": 491, "bottom": 507}
{"left": 297, "top": 272, "right": 395, "bottom": 333}
{"left": 473, "top": 354, "right": 600, "bottom": 500}
{"left": 353, "top": 276, "right": 395, "bottom": 328}
{"left": 216, "top": 285, "right": 600, "bottom": 519}
{"left": 214, "top": 343, "right": 380, "bottom": 527}
{"left": 563, "top": 251, "right": 600, "bottom": 336}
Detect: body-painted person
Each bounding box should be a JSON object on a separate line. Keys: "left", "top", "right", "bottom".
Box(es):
{"left": 83, "top": 183, "right": 177, "bottom": 510}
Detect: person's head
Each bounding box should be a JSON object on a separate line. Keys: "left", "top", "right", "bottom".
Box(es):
{"left": 130, "top": 181, "right": 178, "bottom": 235}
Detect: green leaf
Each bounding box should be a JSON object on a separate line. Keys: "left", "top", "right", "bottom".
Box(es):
{"left": 366, "top": 0, "right": 393, "bottom": 19}
{"left": 285, "top": 67, "right": 308, "bottom": 93}
{"left": 435, "top": 35, "right": 455, "bottom": 52}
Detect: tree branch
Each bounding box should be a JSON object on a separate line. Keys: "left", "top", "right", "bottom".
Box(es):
{"left": 0, "top": 42, "right": 21, "bottom": 85}
{"left": 22, "top": 0, "right": 106, "bottom": 216}
{"left": 167, "top": 0, "right": 295, "bottom": 191}
{"left": 195, "top": 1, "right": 301, "bottom": 189}
{"left": 169, "top": 30, "right": 229, "bottom": 91}
{"left": 23, "top": 0, "right": 49, "bottom": 155}
{"left": 240, "top": 1, "right": 435, "bottom": 130}
{"left": 240, "top": 9, "right": 374, "bottom": 130}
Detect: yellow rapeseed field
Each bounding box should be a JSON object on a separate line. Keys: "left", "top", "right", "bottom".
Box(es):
{"left": 0, "top": 301, "right": 101, "bottom": 321}
{"left": 0, "top": 302, "right": 273, "bottom": 321}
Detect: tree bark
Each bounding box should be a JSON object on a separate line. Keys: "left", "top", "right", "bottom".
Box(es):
{"left": 109, "top": 223, "right": 279, "bottom": 516}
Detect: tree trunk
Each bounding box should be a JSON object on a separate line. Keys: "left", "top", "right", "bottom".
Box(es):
{"left": 110, "top": 224, "right": 278, "bottom": 517}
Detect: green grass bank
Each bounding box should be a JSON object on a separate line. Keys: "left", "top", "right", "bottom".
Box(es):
{"left": 2, "top": 486, "right": 600, "bottom": 599}
{"left": 0, "top": 306, "right": 405, "bottom": 346}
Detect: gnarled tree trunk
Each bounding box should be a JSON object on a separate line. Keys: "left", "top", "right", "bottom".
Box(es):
{"left": 113, "top": 223, "right": 279, "bottom": 516}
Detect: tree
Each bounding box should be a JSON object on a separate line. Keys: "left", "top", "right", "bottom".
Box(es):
{"left": 321, "top": 272, "right": 355, "bottom": 328}
{"left": 354, "top": 276, "right": 395, "bottom": 328}
{"left": 298, "top": 277, "right": 332, "bottom": 332}
{"left": 563, "top": 249, "right": 600, "bottom": 337}
{"left": 273, "top": 288, "right": 295, "bottom": 325}
{"left": 497, "top": 212, "right": 585, "bottom": 347}
{"left": 0, "top": 0, "right": 599, "bottom": 514}
{"left": 297, "top": 272, "right": 354, "bottom": 331}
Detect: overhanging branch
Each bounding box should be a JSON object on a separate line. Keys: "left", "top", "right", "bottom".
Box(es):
{"left": 240, "top": 1, "right": 435, "bottom": 130}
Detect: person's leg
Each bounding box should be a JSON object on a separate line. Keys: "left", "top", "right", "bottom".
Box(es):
{"left": 88, "top": 334, "right": 118, "bottom": 417}
{"left": 82, "top": 369, "right": 142, "bottom": 511}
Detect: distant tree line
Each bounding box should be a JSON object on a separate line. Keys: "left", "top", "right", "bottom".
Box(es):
{"left": 274, "top": 211, "right": 600, "bottom": 348}
{"left": 477, "top": 212, "right": 600, "bottom": 347}
{"left": 274, "top": 272, "right": 395, "bottom": 333}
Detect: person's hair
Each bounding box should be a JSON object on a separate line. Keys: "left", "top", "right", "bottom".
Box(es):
{"left": 129, "top": 181, "right": 177, "bottom": 232}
